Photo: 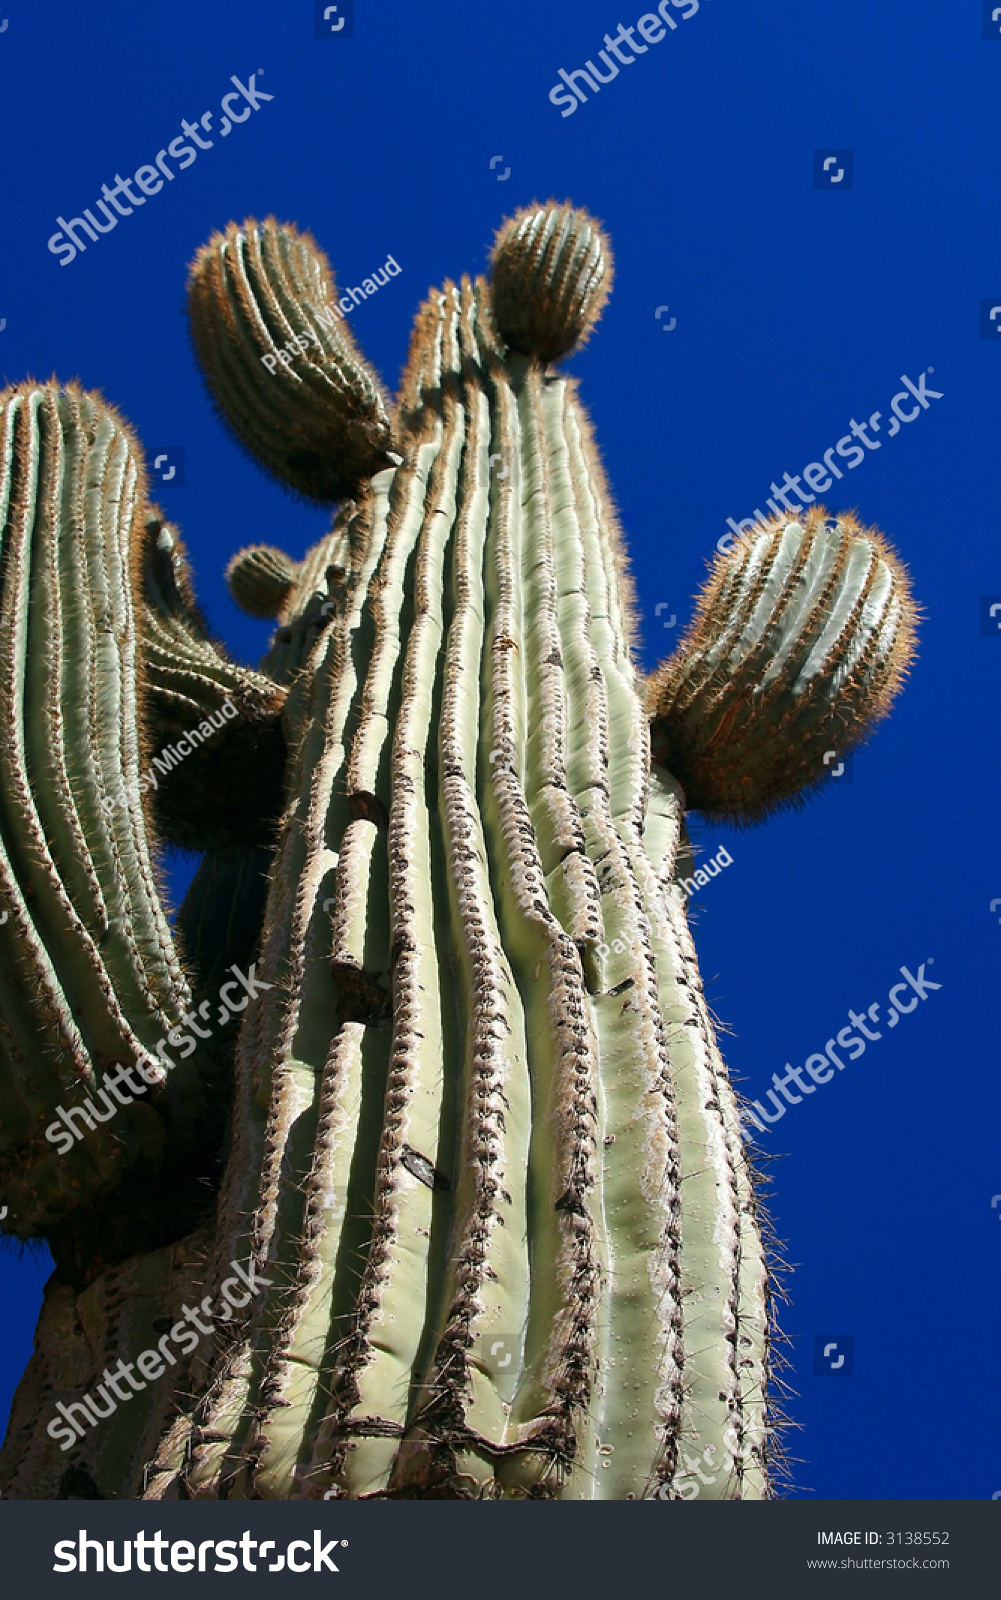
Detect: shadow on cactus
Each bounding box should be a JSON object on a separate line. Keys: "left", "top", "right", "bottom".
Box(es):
{"left": 0, "top": 202, "right": 917, "bottom": 1501}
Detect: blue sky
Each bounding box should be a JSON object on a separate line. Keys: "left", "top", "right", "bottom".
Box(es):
{"left": 1, "top": 0, "right": 999, "bottom": 1499}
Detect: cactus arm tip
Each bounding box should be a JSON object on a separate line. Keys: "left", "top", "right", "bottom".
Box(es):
{"left": 647, "top": 507, "right": 920, "bottom": 824}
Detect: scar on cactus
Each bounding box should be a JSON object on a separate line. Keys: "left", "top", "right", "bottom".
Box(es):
{"left": 0, "top": 201, "right": 917, "bottom": 1501}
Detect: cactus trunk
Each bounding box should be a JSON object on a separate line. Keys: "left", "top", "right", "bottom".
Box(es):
{"left": 131, "top": 279, "right": 769, "bottom": 1502}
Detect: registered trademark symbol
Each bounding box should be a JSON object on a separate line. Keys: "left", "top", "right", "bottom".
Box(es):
{"left": 342, "top": 1540, "right": 348, "bottom": 1546}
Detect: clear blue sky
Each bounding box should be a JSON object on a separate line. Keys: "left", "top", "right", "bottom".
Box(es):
{"left": 1, "top": 0, "right": 998, "bottom": 1499}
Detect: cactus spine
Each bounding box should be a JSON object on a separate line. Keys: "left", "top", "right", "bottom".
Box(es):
{"left": 0, "top": 203, "right": 917, "bottom": 1502}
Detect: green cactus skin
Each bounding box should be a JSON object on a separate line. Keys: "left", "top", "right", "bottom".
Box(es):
{"left": 0, "top": 202, "right": 917, "bottom": 1502}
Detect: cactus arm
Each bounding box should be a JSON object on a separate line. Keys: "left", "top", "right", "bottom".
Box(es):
{"left": 0, "top": 386, "right": 198, "bottom": 1240}
{"left": 187, "top": 219, "right": 396, "bottom": 503}
{"left": 13, "top": 392, "right": 185, "bottom": 1024}
{"left": 171, "top": 841, "right": 276, "bottom": 1142}
{"left": 257, "top": 513, "right": 355, "bottom": 689}
{"left": 141, "top": 510, "right": 286, "bottom": 717}
{"left": 224, "top": 544, "right": 299, "bottom": 619}
{"left": 139, "top": 513, "right": 288, "bottom": 851}
{"left": 174, "top": 845, "right": 275, "bottom": 1003}
{"left": 0, "top": 383, "right": 289, "bottom": 1280}
{"left": 72, "top": 1237, "right": 208, "bottom": 1498}
{"left": 0, "top": 1282, "right": 85, "bottom": 1498}
{"left": 490, "top": 202, "right": 612, "bottom": 364}
{"left": 648, "top": 510, "right": 918, "bottom": 824}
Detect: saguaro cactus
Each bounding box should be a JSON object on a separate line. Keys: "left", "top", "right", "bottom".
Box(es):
{"left": 0, "top": 203, "right": 916, "bottom": 1501}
